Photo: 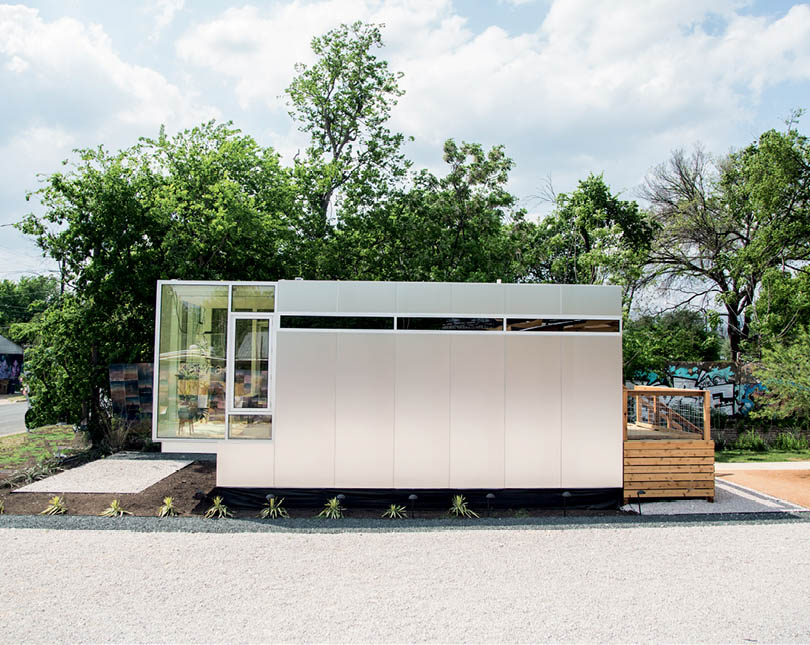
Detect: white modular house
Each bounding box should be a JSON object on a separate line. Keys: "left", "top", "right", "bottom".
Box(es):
{"left": 153, "top": 280, "right": 622, "bottom": 493}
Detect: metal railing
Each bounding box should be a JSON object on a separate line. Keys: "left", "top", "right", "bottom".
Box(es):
{"left": 623, "top": 385, "right": 711, "bottom": 441}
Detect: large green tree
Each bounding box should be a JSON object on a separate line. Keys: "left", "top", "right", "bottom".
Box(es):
{"left": 524, "top": 174, "right": 656, "bottom": 306}
{"left": 0, "top": 275, "right": 59, "bottom": 343}
{"left": 16, "top": 122, "right": 296, "bottom": 441}
{"left": 642, "top": 123, "right": 810, "bottom": 361}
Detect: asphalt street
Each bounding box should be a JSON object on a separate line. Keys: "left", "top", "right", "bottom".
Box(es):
{"left": 0, "top": 401, "right": 26, "bottom": 437}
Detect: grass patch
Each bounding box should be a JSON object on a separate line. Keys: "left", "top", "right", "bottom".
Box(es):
{"left": 0, "top": 425, "right": 85, "bottom": 469}
{"left": 715, "top": 449, "right": 810, "bottom": 463}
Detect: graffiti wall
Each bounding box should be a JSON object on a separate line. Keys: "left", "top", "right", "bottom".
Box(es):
{"left": 633, "top": 362, "right": 764, "bottom": 416}
{"left": 0, "top": 353, "right": 23, "bottom": 393}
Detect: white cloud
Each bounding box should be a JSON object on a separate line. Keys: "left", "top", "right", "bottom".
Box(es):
{"left": 147, "top": 0, "right": 184, "bottom": 40}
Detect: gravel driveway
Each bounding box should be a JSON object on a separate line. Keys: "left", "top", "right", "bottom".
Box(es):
{"left": 1, "top": 521, "right": 809, "bottom": 643}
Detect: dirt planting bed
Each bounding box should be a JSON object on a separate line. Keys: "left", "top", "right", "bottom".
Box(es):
{"left": 716, "top": 469, "right": 810, "bottom": 508}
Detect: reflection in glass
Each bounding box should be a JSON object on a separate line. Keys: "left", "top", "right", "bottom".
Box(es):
{"left": 397, "top": 317, "right": 504, "bottom": 331}
{"left": 157, "top": 284, "right": 228, "bottom": 439}
{"left": 232, "top": 285, "right": 275, "bottom": 312}
{"left": 506, "top": 318, "right": 620, "bottom": 332}
{"left": 233, "top": 319, "right": 270, "bottom": 409}
{"left": 229, "top": 414, "right": 272, "bottom": 440}
{"left": 281, "top": 316, "right": 394, "bottom": 329}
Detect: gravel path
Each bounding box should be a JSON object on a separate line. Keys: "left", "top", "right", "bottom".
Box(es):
{"left": 1, "top": 520, "right": 809, "bottom": 643}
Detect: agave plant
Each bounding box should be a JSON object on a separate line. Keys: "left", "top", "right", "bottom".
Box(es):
{"left": 204, "top": 496, "right": 233, "bottom": 519}
{"left": 259, "top": 496, "right": 289, "bottom": 519}
{"left": 40, "top": 496, "right": 67, "bottom": 515}
{"left": 157, "top": 497, "right": 178, "bottom": 518}
{"left": 381, "top": 503, "right": 407, "bottom": 519}
{"left": 317, "top": 496, "right": 345, "bottom": 519}
{"left": 448, "top": 494, "right": 479, "bottom": 518}
{"left": 100, "top": 499, "right": 132, "bottom": 517}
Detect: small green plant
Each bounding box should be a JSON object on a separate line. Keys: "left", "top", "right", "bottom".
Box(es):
{"left": 100, "top": 499, "right": 132, "bottom": 517}
{"left": 157, "top": 497, "right": 178, "bottom": 517}
{"left": 381, "top": 503, "right": 407, "bottom": 519}
{"left": 448, "top": 494, "right": 479, "bottom": 518}
{"left": 512, "top": 508, "right": 530, "bottom": 519}
{"left": 259, "top": 496, "right": 289, "bottom": 519}
{"left": 40, "top": 496, "right": 66, "bottom": 515}
{"left": 317, "top": 496, "right": 345, "bottom": 519}
{"left": 204, "top": 496, "right": 233, "bottom": 519}
{"left": 771, "top": 431, "right": 809, "bottom": 452}
{"left": 733, "top": 429, "right": 768, "bottom": 452}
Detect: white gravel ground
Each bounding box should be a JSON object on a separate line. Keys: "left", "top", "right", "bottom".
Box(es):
{"left": 1, "top": 522, "right": 809, "bottom": 643}
{"left": 14, "top": 457, "right": 192, "bottom": 494}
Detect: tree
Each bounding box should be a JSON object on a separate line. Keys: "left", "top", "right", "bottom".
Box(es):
{"left": 285, "top": 21, "right": 410, "bottom": 277}
{"left": 642, "top": 124, "right": 810, "bottom": 361}
{"left": 0, "top": 275, "right": 59, "bottom": 342}
{"left": 16, "top": 122, "right": 296, "bottom": 442}
{"left": 622, "top": 310, "right": 722, "bottom": 380}
{"left": 525, "top": 174, "right": 656, "bottom": 306}
{"left": 750, "top": 327, "right": 810, "bottom": 426}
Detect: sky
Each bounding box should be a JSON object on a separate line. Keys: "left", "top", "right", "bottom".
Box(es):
{"left": 1, "top": 0, "right": 809, "bottom": 280}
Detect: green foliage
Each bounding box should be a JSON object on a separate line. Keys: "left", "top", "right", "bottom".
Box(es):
{"left": 448, "top": 494, "right": 479, "bottom": 518}
{"left": 259, "top": 496, "right": 289, "bottom": 519}
{"left": 204, "top": 496, "right": 233, "bottom": 519}
{"left": 751, "top": 327, "right": 810, "bottom": 425}
{"left": 733, "top": 430, "right": 768, "bottom": 452}
{"left": 157, "top": 497, "right": 178, "bottom": 517}
{"left": 317, "top": 496, "right": 345, "bottom": 519}
{"left": 771, "top": 432, "right": 809, "bottom": 452}
{"left": 40, "top": 495, "right": 66, "bottom": 515}
{"left": 0, "top": 275, "right": 59, "bottom": 343}
{"left": 623, "top": 310, "right": 722, "bottom": 379}
{"left": 100, "top": 499, "right": 132, "bottom": 517}
{"left": 381, "top": 503, "right": 407, "bottom": 519}
{"left": 527, "top": 174, "right": 656, "bottom": 306}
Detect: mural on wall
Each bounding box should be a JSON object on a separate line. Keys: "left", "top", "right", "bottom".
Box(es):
{"left": 0, "top": 353, "right": 23, "bottom": 393}
{"left": 109, "top": 363, "right": 153, "bottom": 422}
{"left": 632, "top": 362, "right": 762, "bottom": 416}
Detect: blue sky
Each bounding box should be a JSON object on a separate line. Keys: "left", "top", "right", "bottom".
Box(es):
{"left": 1, "top": 0, "right": 809, "bottom": 279}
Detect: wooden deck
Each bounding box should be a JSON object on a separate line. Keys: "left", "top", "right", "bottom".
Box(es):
{"left": 623, "top": 387, "right": 715, "bottom": 504}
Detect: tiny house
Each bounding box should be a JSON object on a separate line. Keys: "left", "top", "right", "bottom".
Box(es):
{"left": 153, "top": 280, "right": 623, "bottom": 497}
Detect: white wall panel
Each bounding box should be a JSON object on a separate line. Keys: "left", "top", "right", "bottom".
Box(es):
{"left": 560, "top": 284, "right": 622, "bottom": 316}
{"left": 334, "top": 334, "right": 396, "bottom": 487}
{"left": 396, "top": 282, "right": 452, "bottom": 313}
{"left": 505, "top": 336, "right": 561, "bottom": 487}
{"left": 394, "top": 335, "right": 451, "bottom": 488}
{"left": 560, "top": 335, "right": 622, "bottom": 487}
{"left": 505, "top": 284, "right": 561, "bottom": 315}
{"left": 451, "top": 283, "right": 504, "bottom": 314}
{"left": 216, "top": 442, "right": 274, "bottom": 487}
{"left": 277, "top": 280, "right": 338, "bottom": 312}
{"left": 273, "top": 331, "right": 336, "bottom": 486}
{"left": 337, "top": 281, "right": 396, "bottom": 313}
{"left": 449, "top": 335, "right": 505, "bottom": 488}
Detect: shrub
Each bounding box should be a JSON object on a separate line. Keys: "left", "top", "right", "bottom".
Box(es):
{"left": 40, "top": 496, "right": 66, "bottom": 515}
{"left": 157, "top": 497, "right": 178, "bottom": 517}
{"left": 381, "top": 503, "right": 407, "bottom": 519}
{"left": 259, "top": 496, "right": 289, "bottom": 519}
{"left": 204, "top": 496, "right": 232, "bottom": 519}
{"left": 771, "top": 431, "right": 809, "bottom": 452}
{"left": 317, "top": 496, "right": 345, "bottom": 519}
{"left": 448, "top": 494, "right": 479, "bottom": 518}
{"left": 100, "top": 499, "right": 132, "bottom": 517}
{"left": 733, "top": 429, "right": 768, "bottom": 452}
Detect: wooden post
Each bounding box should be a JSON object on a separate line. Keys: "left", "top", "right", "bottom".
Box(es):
{"left": 652, "top": 395, "right": 658, "bottom": 428}
{"left": 703, "top": 390, "right": 711, "bottom": 441}
{"left": 622, "top": 388, "right": 628, "bottom": 440}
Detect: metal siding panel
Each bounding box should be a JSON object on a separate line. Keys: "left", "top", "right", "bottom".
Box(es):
{"left": 334, "top": 334, "right": 396, "bottom": 487}
{"left": 504, "top": 336, "right": 562, "bottom": 487}
{"left": 394, "top": 335, "right": 451, "bottom": 488}
{"left": 560, "top": 285, "right": 622, "bottom": 316}
{"left": 450, "top": 283, "right": 504, "bottom": 314}
{"left": 560, "top": 335, "right": 622, "bottom": 487}
{"left": 395, "top": 282, "right": 453, "bottom": 313}
{"left": 273, "top": 331, "right": 336, "bottom": 486}
{"left": 337, "top": 281, "right": 396, "bottom": 313}
{"left": 216, "top": 442, "right": 274, "bottom": 487}
{"left": 504, "top": 284, "right": 562, "bottom": 315}
{"left": 449, "top": 335, "right": 505, "bottom": 488}
{"left": 276, "top": 280, "right": 338, "bottom": 313}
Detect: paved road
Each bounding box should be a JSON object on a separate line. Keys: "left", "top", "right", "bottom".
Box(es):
{"left": 0, "top": 401, "right": 26, "bottom": 437}
{"left": 0, "top": 521, "right": 808, "bottom": 643}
